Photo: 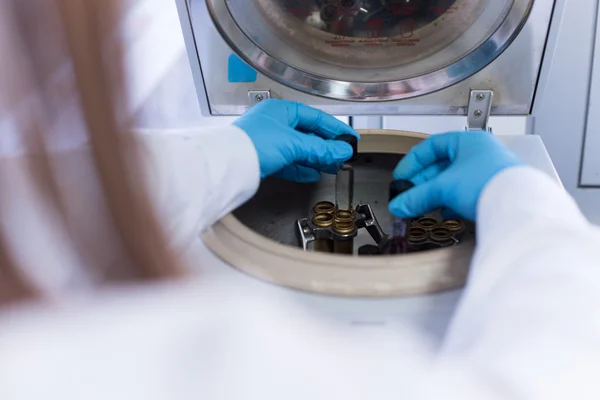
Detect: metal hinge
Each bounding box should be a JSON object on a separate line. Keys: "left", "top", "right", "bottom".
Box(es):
{"left": 248, "top": 90, "right": 271, "bottom": 106}
{"left": 466, "top": 90, "right": 493, "bottom": 132}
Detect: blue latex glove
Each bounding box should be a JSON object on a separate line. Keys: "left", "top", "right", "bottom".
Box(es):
{"left": 389, "top": 131, "right": 523, "bottom": 221}
{"left": 233, "top": 99, "right": 359, "bottom": 182}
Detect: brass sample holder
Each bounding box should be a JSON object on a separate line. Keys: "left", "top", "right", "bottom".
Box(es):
{"left": 400, "top": 218, "right": 467, "bottom": 251}
{"left": 296, "top": 201, "right": 388, "bottom": 253}
{"left": 296, "top": 202, "right": 473, "bottom": 255}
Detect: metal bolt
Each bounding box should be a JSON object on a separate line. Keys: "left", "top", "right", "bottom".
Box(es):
{"left": 474, "top": 110, "right": 483, "bottom": 117}
{"left": 476, "top": 93, "right": 485, "bottom": 101}
{"left": 255, "top": 94, "right": 264, "bottom": 102}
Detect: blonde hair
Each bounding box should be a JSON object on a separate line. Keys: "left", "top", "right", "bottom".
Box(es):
{"left": 0, "top": 0, "right": 182, "bottom": 305}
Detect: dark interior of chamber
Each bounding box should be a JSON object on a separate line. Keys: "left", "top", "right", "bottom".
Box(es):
{"left": 233, "top": 152, "right": 475, "bottom": 254}
{"left": 282, "top": 0, "right": 458, "bottom": 37}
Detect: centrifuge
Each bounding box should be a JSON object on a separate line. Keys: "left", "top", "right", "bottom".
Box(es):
{"left": 174, "top": 0, "right": 588, "bottom": 342}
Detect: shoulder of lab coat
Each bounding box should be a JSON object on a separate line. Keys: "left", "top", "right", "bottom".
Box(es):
{"left": 433, "top": 165, "right": 600, "bottom": 399}
{"left": 133, "top": 125, "right": 260, "bottom": 251}
{"left": 0, "top": 125, "right": 260, "bottom": 296}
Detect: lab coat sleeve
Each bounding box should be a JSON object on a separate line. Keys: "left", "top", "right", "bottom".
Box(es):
{"left": 434, "top": 166, "right": 600, "bottom": 398}
{"left": 133, "top": 126, "right": 260, "bottom": 251}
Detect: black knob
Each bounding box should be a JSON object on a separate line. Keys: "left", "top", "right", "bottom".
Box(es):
{"left": 389, "top": 179, "right": 414, "bottom": 201}
{"left": 336, "top": 134, "right": 358, "bottom": 161}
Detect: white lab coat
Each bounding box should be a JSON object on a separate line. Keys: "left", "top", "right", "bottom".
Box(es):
{"left": 0, "top": 126, "right": 600, "bottom": 400}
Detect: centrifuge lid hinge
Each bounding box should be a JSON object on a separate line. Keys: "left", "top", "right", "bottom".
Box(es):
{"left": 466, "top": 90, "right": 493, "bottom": 132}
{"left": 248, "top": 90, "right": 271, "bottom": 106}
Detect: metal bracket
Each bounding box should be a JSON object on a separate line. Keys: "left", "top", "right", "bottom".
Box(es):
{"left": 296, "top": 219, "right": 315, "bottom": 251}
{"left": 354, "top": 204, "right": 389, "bottom": 251}
{"left": 248, "top": 90, "right": 271, "bottom": 106}
{"left": 466, "top": 90, "right": 493, "bottom": 131}
{"left": 295, "top": 203, "right": 389, "bottom": 252}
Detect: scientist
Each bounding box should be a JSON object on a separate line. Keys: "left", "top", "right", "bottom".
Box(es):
{"left": 1, "top": 97, "right": 600, "bottom": 400}
{"left": 2, "top": 1, "right": 600, "bottom": 399}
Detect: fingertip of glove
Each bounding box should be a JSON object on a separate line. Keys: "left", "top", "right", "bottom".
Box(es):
{"left": 274, "top": 165, "right": 322, "bottom": 183}
{"left": 329, "top": 140, "right": 354, "bottom": 160}
{"left": 392, "top": 164, "right": 410, "bottom": 180}
{"left": 391, "top": 153, "right": 416, "bottom": 179}
{"left": 298, "top": 170, "right": 322, "bottom": 183}
{"left": 388, "top": 197, "right": 409, "bottom": 218}
{"left": 335, "top": 134, "right": 358, "bottom": 157}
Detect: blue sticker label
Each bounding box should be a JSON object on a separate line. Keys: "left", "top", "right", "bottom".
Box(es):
{"left": 227, "top": 54, "right": 257, "bottom": 83}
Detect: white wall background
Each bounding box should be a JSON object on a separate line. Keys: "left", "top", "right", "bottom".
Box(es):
{"left": 123, "top": 0, "right": 187, "bottom": 116}
{"left": 128, "top": 0, "right": 243, "bottom": 128}
{"left": 533, "top": 0, "right": 600, "bottom": 224}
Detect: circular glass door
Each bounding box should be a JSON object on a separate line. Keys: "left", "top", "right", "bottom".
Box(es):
{"left": 206, "top": 0, "right": 533, "bottom": 100}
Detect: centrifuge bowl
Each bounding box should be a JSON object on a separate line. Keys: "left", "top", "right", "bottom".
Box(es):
{"left": 203, "top": 129, "right": 473, "bottom": 297}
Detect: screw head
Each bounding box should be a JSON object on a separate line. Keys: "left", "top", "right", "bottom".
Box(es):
{"left": 474, "top": 110, "right": 483, "bottom": 117}
{"left": 476, "top": 93, "right": 485, "bottom": 100}
{"left": 255, "top": 94, "right": 264, "bottom": 102}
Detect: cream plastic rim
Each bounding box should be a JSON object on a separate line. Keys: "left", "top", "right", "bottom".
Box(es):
{"left": 203, "top": 129, "right": 473, "bottom": 297}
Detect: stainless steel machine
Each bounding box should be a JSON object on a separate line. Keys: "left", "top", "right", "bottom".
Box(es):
{"left": 176, "top": 0, "right": 553, "bottom": 119}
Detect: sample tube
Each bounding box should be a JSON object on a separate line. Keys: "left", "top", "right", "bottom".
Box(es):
{"left": 430, "top": 227, "right": 453, "bottom": 245}
{"left": 334, "top": 240, "right": 354, "bottom": 255}
{"left": 407, "top": 227, "right": 429, "bottom": 244}
{"left": 312, "top": 212, "right": 335, "bottom": 253}
{"left": 389, "top": 217, "right": 410, "bottom": 254}
{"left": 387, "top": 179, "right": 415, "bottom": 254}
{"left": 416, "top": 217, "right": 439, "bottom": 230}
{"left": 312, "top": 201, "right": 336, "bottom": 215}
{"left": 335, "top": 164, "right": 354, "bottom": 211}
{"left": 442, "top": 219, "right": 468, "bottom": 241}
{"left": 333, "top": 209, "right": 356, "bottom": 255}
{"left": 405, "top": 227, "right": 429, "bottom": 253}
{"left": 441, "top": 219, "right": 464, "bottom": 233}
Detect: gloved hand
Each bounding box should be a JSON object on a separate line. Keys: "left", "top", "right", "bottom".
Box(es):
{"left": 233, "top": 99, "right": 359, "bottom": 182}
{"left": 389, "top": 131, "right": 523, "bottom": 220}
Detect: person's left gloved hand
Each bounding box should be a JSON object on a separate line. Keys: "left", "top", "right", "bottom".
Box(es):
{"left": 233, "top": 99, "right": 359, "bottom": 182}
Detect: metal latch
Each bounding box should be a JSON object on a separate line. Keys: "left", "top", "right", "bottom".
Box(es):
{"left": 466, "top": 90, "right": 493, "bottom": 131}
{"left": 248, "top": 90, "right": 271, "bottom": 106}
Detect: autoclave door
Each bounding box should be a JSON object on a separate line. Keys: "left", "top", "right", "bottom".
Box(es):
{"left": 179, "top": 0, "right": 553, "bottom": 114}
{"left": 208, "top": 0, "right": 534, "bottom": 101}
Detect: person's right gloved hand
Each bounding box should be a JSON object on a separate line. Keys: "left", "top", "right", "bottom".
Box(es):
{"left": 389, "top": 131, "right": 523, "bottom": 221}
{"left": 234, "top": 99, "right": 358, "bottom": 182}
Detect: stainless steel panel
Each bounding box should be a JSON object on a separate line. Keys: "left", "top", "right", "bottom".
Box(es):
{"left": 533, "top": 0, "right": 600, "bottom": 223}
{"left": 212, "top": 0, "right": 528, "bottom": 101}
{"left": 383, "top": 115, "right": 531, "bottom": 135}
{"left": 466, "top": 90, "right": 493, "bottom": 131}
{"left": 175, "top": 0, "right": 211, "bottom": 116}
{"left": 180, "top": 0, "right": 554, "bottom": 115}
{"left": 353, "top": 116, "right": 383, "bottom": 129}
{"left": 581, "top": 0, "right": 600, "bottom": 187}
